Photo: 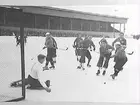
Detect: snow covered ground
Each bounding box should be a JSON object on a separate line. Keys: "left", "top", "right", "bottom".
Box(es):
{"left": 0, "top": 36, "right": 139, "bottom": 103}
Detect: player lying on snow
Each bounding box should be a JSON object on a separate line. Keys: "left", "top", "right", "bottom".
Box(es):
{"left": 73, "top": 35, "right": 96, "bottom": 70}
{"left": 10, "top": 54, "right": 51, "bottom": 92}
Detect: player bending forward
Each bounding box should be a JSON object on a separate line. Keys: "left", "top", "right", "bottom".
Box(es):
{"left": 43, "top": 32, "right": 57, "bottom": 70}
{"left": 96, "top": 40, "right": 114, "bottom": 76}
{"left": 10, "top": 54, "right": 51, "bottom": 92}
{"left": 110, "top": 44, "right": 128, "bottom": 79}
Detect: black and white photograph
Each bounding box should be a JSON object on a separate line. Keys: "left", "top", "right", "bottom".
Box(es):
{"left": 0, "top": 0, "right": 139, "bottom": 105}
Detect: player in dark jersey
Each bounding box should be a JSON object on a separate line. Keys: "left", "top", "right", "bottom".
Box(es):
{"left": 73, "top": 34, "right": 83, "bottom": 61}
{"left": 77, "top": 36, "right": 96, "bottom": 69}
{"left": 96, "top": 40, "right": 114, "bottom": 76}
{"left": 112, "top": 33, "right": 127, "bottom": 48}
{"left": 110, "top": 44, "right": 128, "bottom": 79}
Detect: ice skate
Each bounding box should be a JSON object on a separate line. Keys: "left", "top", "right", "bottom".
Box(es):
{"left": 96, "top": 70, "right": 100, "bottom": 76}
{"left": 43, "top": 66, "right": 49, "bottom": 70}
{"left": 102, "top": 70, "right": 106, "bottom": 76}
{"left": 49, "top": 66, "right": 55, "bottom": 70}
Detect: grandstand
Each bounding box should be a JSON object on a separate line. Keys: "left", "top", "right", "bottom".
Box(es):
{"left": 0, "top": 6, "right": 127, "bottom": 38}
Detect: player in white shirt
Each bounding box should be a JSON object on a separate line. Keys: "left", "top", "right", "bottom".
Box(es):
{"left": 10, "top": 54, "right": 51, "bottom": 92}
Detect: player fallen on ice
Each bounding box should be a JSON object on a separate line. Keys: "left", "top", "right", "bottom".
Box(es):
{"left": 96, "top": 40, "right": 114, "bottom": 76}
{"left": 110, "top": 44, "right": 128, "bottom": 79}
{"left": 73, "top": 34, "right": 83, "bottom": 61}
{"left": 77, "top": 35, "right": 96, "bottom": 69}
{"left": 10, "top": 54, "right": 51, "bottom": 92}
{"left": 43, "top": 32, "right": 57, "bottom": 70}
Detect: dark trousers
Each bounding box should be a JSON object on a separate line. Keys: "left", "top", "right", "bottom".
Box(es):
{"left": 46, "top": 48, "right": 54, "bottom": 66}
{"left": 27, "top": 75, "right": 42, "bottom": 88}
{"left": 97, "top": 53, "right": 111, "bottom": 68}
{"left": 79, "top": 49, "right": 92, "bottom": 64}
{"left": 114, "top": 57, "right": 128, "bottom": 71}
{"left": 75, "top": 48, "right": 81, "bottom": 56}
{"left": 113, "top": 57, "right": 127, "bottom": 76}
{"left": 11, "top": 75, "right": 50, "bottom": 89}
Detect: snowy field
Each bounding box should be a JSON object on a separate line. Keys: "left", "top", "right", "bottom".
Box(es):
{"left": 0, "top": 36, "right": 139, "bottom": 103}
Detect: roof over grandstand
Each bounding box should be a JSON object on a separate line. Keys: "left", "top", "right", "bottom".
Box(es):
{"left": 3, "top": 5, "right": 128, "bottom": 23}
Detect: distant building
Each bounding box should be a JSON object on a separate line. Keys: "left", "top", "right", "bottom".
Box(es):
{"left": 0, "top": 6, "right": 128, "bottom": 37}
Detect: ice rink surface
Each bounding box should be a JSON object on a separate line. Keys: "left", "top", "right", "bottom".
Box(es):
{"left": 0, "top": 36, "right": 139, "bottom": 103}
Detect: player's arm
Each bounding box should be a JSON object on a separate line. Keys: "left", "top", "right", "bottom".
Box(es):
{"left": 124, "top": 39, "right": 127, "bottom": 46}
{"left": 90, "top": 41, "right": 96, "bottom": 51}
{"left": 112, "top": 38, "right": 119, "bottom": 47}
{"left": 73, "top": 38, "right": 78, "bottom": 48}
{"left": 99, "top": 39, "right": 102, "bottom": 45}
{"left": 43, "top": 37, "right": 49, "bottom": 49}
{"left": 52, "top": 38, "right": 58, "bottom": 49}
{"left": 109, "top": 45, "right": 115, "bottom": 50}
{"left": 37, "top": 69, "right": 51, "bottom": 92}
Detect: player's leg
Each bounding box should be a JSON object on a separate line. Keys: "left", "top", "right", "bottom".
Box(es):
{"left": 44, "top": 56, "right": 49, "bottom": 70}
{"left": 44, "top": 48, "right": 52, "bottom": 70}
{"left": 102, "top": 53, "right": 111, "bottom": 75}
{"left": 111, "top": 58, "right": 127, "bottom": 79}
{"left": 96, "top": 56, "right": 104, "bottom": 75}
{"left": 49, "top": 48, "right": 55, "bottom": 69}
{"left": 11, "top": 77, "right": 29, "bottom": 87}
{"left": 86, "top": 50, "right": 92, "bottom": 67}
{"left": 27, "top": 75, "right": 51, "bottom": 89}
{"left": 52, "top": 48, "right": 57, "bottom": 63}
{"left": 76, "top": 49, "right": 81, "bottom": 61}
{"left": 50, "top": 57, "right": 55, "bottom": 69}
{"left": 78, "top": 49, "right": 86, "bottom": 70}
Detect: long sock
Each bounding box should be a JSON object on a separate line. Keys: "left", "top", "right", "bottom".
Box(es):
{"left": 87, "top": 59, "right": 91, "bottom": 65}
{"left": 114, "top": 69, "right": 119, "bottom": 76}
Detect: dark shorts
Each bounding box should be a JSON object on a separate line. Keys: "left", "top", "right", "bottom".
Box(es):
{"left": 28, "top": 75, "right": 42, "bottom": 88}
{"left": 27, "top": 75, "right": 50, "bottom": 88}
{"left": 79, "top": 49, "right": 87, "bottom": 63}
{"left": 85, "top": 50, "right": 92, "bottom": 60}
{"left": 47, "top": 48, "right": 56, "bottom": 58}
{"left": 114, "top": 57, "right": 128, "bottom": 70}
{"left": 75, "top": 48, "right": 81, "bottom": 56}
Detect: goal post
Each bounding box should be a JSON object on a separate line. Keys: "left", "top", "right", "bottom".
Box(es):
{"left": 0, "top": 6, "right": 26, "bottom": 102}
{"left": 19, "top": 7, "right": 26, "bottom": 100}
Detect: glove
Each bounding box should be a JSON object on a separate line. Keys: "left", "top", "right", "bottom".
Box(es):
{"left": 43, "top": 46, "right": 46, "bottom": 49}
{"left": 44, "top": 87, "right": 51, "bottom": 93}
{"left": 54, "top": 46, "right": 58, "bottom": 49}
{"left": 93, "top": 47, "right": 95, "bottom": 51}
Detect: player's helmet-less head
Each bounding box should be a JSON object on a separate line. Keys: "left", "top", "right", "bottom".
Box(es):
{"left": 119, "top": 33, "right": 124, "bottom": 37}
{"left": 45, "top": 32, "right": 50, "bottom": 36}
{"left": 78, "top": 34, "right": 82, "bottom": 38}
{"left": 38, "top": 54, "right": 46, "bottom": 63}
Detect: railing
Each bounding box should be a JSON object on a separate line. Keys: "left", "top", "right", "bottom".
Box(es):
{"left": 0, "top": 26, "right": 120, "bottom": 38}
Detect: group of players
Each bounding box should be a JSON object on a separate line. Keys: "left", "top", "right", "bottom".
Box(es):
{"left": 11, "top": 32, "right": 128, "bottom": 92}
{"left": 73, "top": 33, "right": 127, "bottom": 80}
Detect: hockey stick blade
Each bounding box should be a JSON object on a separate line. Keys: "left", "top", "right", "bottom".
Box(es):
{"left": 127, "top": 51, "right": 134, "bottom": 55}
{"left": 58, "top": 47, "right": 68, "bottom": 51}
